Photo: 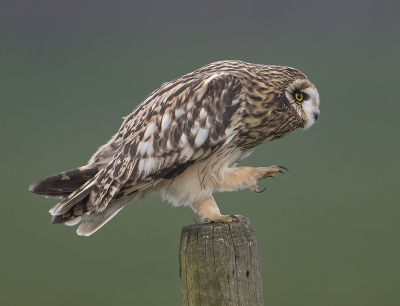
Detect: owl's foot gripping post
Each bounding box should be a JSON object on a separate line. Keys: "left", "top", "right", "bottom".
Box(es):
{"left": 192, "top": 196, "right": 241, "bottom": 223}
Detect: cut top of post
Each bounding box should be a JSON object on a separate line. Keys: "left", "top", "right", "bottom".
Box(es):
{"left": 179, "top": 217, "right": 263, "bottom": 306}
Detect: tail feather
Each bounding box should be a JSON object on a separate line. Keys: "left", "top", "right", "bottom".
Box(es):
{"left": 76, "top": 193, "right": 145, "bottom": 236}
{"left": 49, "top": 179, "right": 95, "bottom": 216}
{"left": 51, "top": 200, "right": 88, "bottom": 224}
{"left": 29, "top": 166, "right": 98, "bottom": 199}
{"left": 31, "top": 160, "right": 151, "bottom": 236}
{"left": 76, "top": 202, "right": 126, "bottom": 236}
{"left": 65, "top": 216, "right": 82, "bottom": 226}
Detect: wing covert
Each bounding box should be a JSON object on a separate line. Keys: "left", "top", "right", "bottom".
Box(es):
{"left": 90, "top": 73, "right": 245, "bottom": 210}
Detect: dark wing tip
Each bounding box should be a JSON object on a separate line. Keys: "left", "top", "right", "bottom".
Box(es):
{"left": 29, "top": 183, "right": 36, "bottom": 193}
{"left": 29, "top": 181, "right": 46, "bottom": 195}
{"left": 51, "top": 215, "right": 65, "bottom": 224}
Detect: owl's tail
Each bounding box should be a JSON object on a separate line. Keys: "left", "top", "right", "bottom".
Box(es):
{"left": 30, "top": 165, "right": 143, "bottom": 236}
{"left": 29, "top": 165, "right": 99, "bottom": 199}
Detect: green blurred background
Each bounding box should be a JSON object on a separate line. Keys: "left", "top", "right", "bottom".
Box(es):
{"left": 1, "top": 1, "right": 399, "bottom": 305}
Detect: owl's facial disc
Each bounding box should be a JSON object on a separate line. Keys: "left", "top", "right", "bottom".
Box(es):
{"left": 285, "top": 78, "right": 320, "bottom": 129}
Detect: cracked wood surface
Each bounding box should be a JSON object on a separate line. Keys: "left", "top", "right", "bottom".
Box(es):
{"left": 179, "top": 217, "right": 263, "bottom": 306}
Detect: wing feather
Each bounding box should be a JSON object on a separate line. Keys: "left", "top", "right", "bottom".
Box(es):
{"left": 84, "top": 74, "right": 245, "bottom": 212}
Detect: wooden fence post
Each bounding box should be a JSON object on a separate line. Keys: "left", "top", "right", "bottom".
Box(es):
{"left": 179, "top": 216, "right": 263, "bottom": 306}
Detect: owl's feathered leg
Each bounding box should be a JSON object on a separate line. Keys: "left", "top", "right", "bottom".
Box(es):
{"left": 216, "top": 166, "right": 288, "bottom": 193}
{"left": 191, "top": 196, "right": 240, "bottom": 223}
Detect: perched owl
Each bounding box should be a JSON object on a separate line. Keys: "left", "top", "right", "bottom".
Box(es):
{"left": 30, "top": 60, "right": 320, "bottom": 236}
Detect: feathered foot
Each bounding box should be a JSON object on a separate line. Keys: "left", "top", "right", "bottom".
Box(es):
{"left": 192, "top": 196, "right": 241, "bottom": 224}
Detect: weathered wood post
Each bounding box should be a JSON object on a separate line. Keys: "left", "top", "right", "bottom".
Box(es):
{"left": 179, "top": 216, "right": 263, "bottom": 306}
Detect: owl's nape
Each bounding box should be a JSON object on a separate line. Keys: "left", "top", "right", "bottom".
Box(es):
{"left": 29, "top": 60, "right": 319, "bottom": 236}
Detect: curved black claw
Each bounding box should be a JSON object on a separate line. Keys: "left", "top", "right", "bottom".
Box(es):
{"left": 228, "top": 215, "right": 242, "bottom": 222}
{"left": 253, "top": 186, "right": 266, "bottom": 193}
{"left": 277, "top": 165, "right": 290, "bottom": 173}
{"left": 278, "top": 170, "right": 287, "bottom": 178}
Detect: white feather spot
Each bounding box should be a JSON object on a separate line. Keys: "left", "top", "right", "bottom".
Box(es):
{"left": 167, "top": 140, "right": 173, "bottom": 150}
{"left": 138, "top": 159, "right": 145, "bottom": 174}
{"left": 187, "top": 100, "right": 195, "bottom": 110}
{"left": 199, "top": 109, "right": 207, "bottom": 121}
{"left": 143, "top": 158, "right": 157, "bottom": 175}
{"left": 161, "top": 114, "right": 171, "bottom": 131}
{"left": 144, "top": 122, "right": 155, "bottom": 140}
{"left": 147, "top": 143, "right": 154, "bottom": 156}
{"left": 175, "top": 108, "right": 185, "bottom": 118}
{"left": 179, "top": 145, "right": 192, "bottom": 160}
{"left": 195, "top": 128, "right": 209, "bottom": 147}
{"left": 191, "top": 124, "right": 199, "bottom": 136}
{"left": 225, "top": 126, "right": 234, "bottom": 136}
{"left": 138, "top": 142, "right": 149, "bottom": 156}
{"left": 232, "top": 99, "right": 240, "bottom": 105}
{"left": 181, "top": 133, "right": 188, "bottom": 145}
{"left": 187, "top": 112, "right": 193, "bottom": 119}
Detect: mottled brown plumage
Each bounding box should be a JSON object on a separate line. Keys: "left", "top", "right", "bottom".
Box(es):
{"left": 30, "top": 60, "right": 320, "bottom": 236}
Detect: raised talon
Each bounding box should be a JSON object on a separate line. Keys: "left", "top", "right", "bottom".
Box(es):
{"left": 278, "top": 170, "right": 286, "bottom": 178}
{"left": 276, "top": 165, "right": 290, "bottom": 173}
{"left": 251, "top": 185, "right": 266, "bottom": 193}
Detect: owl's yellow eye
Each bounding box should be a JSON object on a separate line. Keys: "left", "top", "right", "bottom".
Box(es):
{"left": 294, "top": 91, "right": 304, "bottom": 102}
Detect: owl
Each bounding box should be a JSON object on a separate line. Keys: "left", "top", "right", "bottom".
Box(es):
{"left": 30, "top": 60, "right": 320, "bottom": 236}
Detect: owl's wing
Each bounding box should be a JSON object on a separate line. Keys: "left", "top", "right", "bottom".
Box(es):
{"left": 93, "top": 73, "right": 245, "bottom": 209}
{"left": 51, "top": 73, "right": 245, "bottom": 216}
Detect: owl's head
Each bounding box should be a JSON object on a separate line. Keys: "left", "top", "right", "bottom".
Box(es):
{"left": 283, "top": 73, "right": 320, "bottom": 130}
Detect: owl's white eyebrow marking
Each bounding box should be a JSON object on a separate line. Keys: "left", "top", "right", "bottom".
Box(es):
{"left": 301, "top": 87, "right": 319, "bottom": 99}
{"left": 161, "top": 114, "right": 171, "bottom": 130}
{"left": 144, "top": 123, "right": 155, "bottom": 140}
{"left": 195, "top": 128, "right": 209, "bottom": 147}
